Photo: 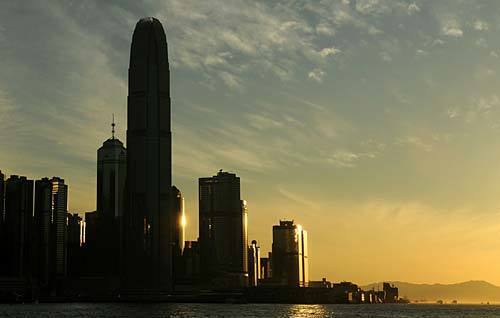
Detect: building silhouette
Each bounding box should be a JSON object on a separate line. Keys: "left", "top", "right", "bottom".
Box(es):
{"left": 0, "top": 170, "right": 4, "bottom": 223}
{"left": 87, "top": 122, "right": 127, "bottom": 276}
{"left": 199, "top": 170, "right": 248, "bottom": 288}
{"left": 97, "top": 119, "right": 126, "bottom": 220}
{"left": 248, "top": 240, "right": 261, "bottom": 287}
{"left": 171, "top": 186, "right": 185, "bottom": 284}
{"left": 50, "top": 177, "right": 68, "bottom": 280}
{"left": 171, "top": 186, "right": 185, "bottom": 255}
{"left": 33, "top": 178, "right": 52, "bottom": 290}
{"left": 0, "top": 171, "right": 5, "bottom": 275}
{"left": 272, "top": 220, "right": 309, "bottom": 287}
{"left": 122, "top": 17, "right": 172, "bottom": 292}
{"left": 3, "top": 176, "right": 34, "bottom": 278}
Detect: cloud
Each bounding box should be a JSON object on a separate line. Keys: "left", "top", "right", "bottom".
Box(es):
{"left": 441, "top": 20, "right": 463, "bottom": 37}
{"left": 319, "top": 46, "right": 341, "bottom": 58}
{"left": 395, "top": 136, "right": 433, "bottom": 152}
{"left": 447, "top": 108, "right": 460, "bottom": 119}
{"left": 218, "top": 71, "right": 242, "bottom": 90}
{"left": 407, "top": 3, "right": 421, "bottom": 15}
{"left": 277, "top": 187, "right": 320, "bottom": 210}
{"left": 473, "top": 20, "right": 489, "bottom": 31}
{"left": 380, "top": 51, "right": 392, "bottom": 62}
{"left": 308, "top": 68, "right": 326, "bottom": 83}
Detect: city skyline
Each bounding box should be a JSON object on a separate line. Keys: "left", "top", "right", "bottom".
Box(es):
{"left": 3, "top": 0, "right": 500, "bottom": 287}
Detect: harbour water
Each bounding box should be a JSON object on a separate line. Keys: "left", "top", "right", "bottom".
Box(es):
{"left": 1, "top": 303, "right": 500, "bottom": 318}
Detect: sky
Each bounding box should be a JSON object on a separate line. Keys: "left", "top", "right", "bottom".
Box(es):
{"left": 2, "top": 0, "right": 500, "bottom": 286}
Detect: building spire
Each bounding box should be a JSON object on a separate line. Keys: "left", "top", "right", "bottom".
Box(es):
{"left": 111, "top": 114, "right": 116, "bottom": 139}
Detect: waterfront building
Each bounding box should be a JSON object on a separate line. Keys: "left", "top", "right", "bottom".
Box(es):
{"left": 97, "top": 118, "right": 126, "bottom": 220}
{"left": 171, "top": 186, "right": 185, "bottom": 254}
{"left": 50, "top": 177, "right": 68, "bottom": 278}
{"left": 260, "top": 256, "right": 271, "bottom": 280}
{"left": 92, "top": 121, "right": 127, "bottom": 276}
{"left": 123, "top": 17, "right": 173, "bottom": 292}
{"left": 33, "top": 178, "right": 52, "bottom": 288}
{"left": 171, "top": 186, "right": 185, "bottom": 284}
{"left": 271, "top": 220, "right": 309, "bottom": 287}
{"left": 199, "top": 170, "right": 248, "bottom": 288}
{"left": 248, "top": 240, "right": 261, "bottom": 287}
{"left": 3, "top": 175, "right": 33, "bottom": 278}
{"left": 67, "top": 213, "right": 83, "bottom": 277}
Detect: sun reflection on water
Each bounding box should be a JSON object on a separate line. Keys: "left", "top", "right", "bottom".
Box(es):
{"left": 285, "top": 304, "right": 330, "bottom": 318}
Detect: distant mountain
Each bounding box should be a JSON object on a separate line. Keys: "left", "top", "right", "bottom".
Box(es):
{"left": 361, "top": 281, "right": 500, "bottom": 303}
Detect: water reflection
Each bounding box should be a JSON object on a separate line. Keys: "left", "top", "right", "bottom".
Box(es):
{"left": 286, "top": 304, "right": 329, "bottom": 318}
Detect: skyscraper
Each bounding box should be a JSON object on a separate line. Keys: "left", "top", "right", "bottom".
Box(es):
{"left": 95, "top": 120, "right": 126, "bottom": 276}
{"left": 0, "top": 170, "right": 4, "bottom": 223}
{"left": 199, "top": 170, "right": 248, "bottom": 288}
{"left": 3, "top": 175, "right": 33, "bottom": 277}
{"left": 171, "top": 186, "right": 185, "bottom": 284}
{"left": 171, "top": 186, "right": 185, "bottom": 254}
{"left": 248, "top": 240, "right": 261, "bottom": 287}
{"left": 0, "top": 170, "right": 5, "bottom": 274}
{"left": 272, "top": 220, "right": 309, "bottom": 287}
{"left": 50, "top": 177, "right": 68, "bottom": 278}
{"left": 97, "top": 119, "right": 126, "bottom": 220}
{"left": 34, "top": 178, "right": 52, "bottom": 289}
{"left": 123, "top": 17, "right": 172, "bottom": 292}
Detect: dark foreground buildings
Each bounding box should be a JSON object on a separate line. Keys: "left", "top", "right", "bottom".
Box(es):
{"left": 199, "top": 170, "right": 248, "bottom": 288}
{"left": 122, "top": 17, "right": 173, "bottom": 292}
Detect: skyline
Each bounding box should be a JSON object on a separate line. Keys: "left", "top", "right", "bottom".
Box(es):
{"left": 2, "top": 0, "right": 500, "bottom": 286}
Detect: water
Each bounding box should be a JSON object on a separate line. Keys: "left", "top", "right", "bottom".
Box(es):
{"left": 1, "top": 303, "right": 500, "bottom": 317}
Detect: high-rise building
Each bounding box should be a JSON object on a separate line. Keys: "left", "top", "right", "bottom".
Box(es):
{"left": 67, "top": 213, "right": 83, "bottom": 277}
{"left": 0, "top": 170, "right": 4, "bottom": 223}
{"left": 123, "top": 17, "right": 172, "bottom": 292}
{"left": 271, "top": 220, "right": 309, "bottom": 287}
{"left": 260, "top": 256, "right": 272, "bottom": 280}
{"left": 97, "top": 119, "right": 126, "bottom": 219}
{"left": 94, "top": 120, "right": 126, "bottom": 276}
{"left": 199, "top": 170, "right": 248, "bottom": 288}
{"left": 248, "top": 240, "right": 261, "bottom": 287}
{"left": 34, "top": 178, "right": 52, "bottom": 288}
{"left": 50, "top": 177, "right": 68, "bottom": 278}
{"left": 3, "top": 175, "right": 33, "bottom": 277}
{"left": 171, "top": 186, "right": 185, "bottom": 285}
{"left": 0, "top": 170, "right": 5, "bottom": 274}
{"left": 171, "top": 186, "right": 185, "bottom": 254}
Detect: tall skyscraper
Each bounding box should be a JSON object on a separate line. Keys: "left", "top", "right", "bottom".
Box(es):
{"left": 95, "top": 120, "right": 126, "bottom": 276}
{"left": 97, "top": 119, "right": 126, "bottom": 219}
{"left": 199, "top": 170, "right": 248, "bottom": 288}
{"left": 50, "top": 177, "right": 68, "bottom": 278}
{"left": 3, "top": 175, "right": 33, "bottom": 277}
{"left": 272, "top": 220, "right": 309, "bottom": 287}
{"left": 123, "top": 17, "right": 172, "bottom": 292}
{"left": 34, "top": 178, "right": 52, "bottom": 289}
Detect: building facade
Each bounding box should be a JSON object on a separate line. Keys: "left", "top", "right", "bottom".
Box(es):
{"left": 271, "top": 220, "right": 309, "bottom": 287}
{"left": 123, "top": 17, "right": 172, "bottom": 292}
{"left": 50, "top": 177, "right": 68, "bottom": 278}
{"left": 248, "top": 240, "right": 261, "bottom": 287}
{"left": 92, "top": 127, "right": 126, "bottom": 277}
{"left": 97, "top": 131, "right": 126, "bottom": 220}
{"left": 34, "top": 178, "right": 52, "bottom": 289}
{"left": 199, "top": 170, "right": 248, "bottom": 288}
{"left": 3, "top": 175, "right": 33, "bottom": 278}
